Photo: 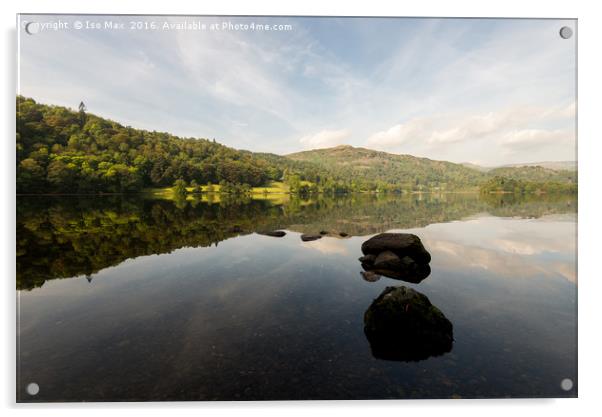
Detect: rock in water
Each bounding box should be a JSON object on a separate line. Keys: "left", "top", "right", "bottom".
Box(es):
{"left": 364, "top": 286, "right": 453, "bottom": 362}
{"left": 373, "top": 250, "right": 402, "bottom": 269}
{"left": 258, "top": 230, "right": 286, "bottom": 237}
{"left": 358, "top": 254, "right": 376, "bottom": 264}
{"left": 363, "top": 255, "right": 431, "bottom": 284}
{"left": 361, "top": 233, "right": 431, "bottom": 264}
{"left": 301, "top": 234, "right": 322, "bottom": 242}
{"left": 361, "top": 271, "right": 381, "bottom": 282}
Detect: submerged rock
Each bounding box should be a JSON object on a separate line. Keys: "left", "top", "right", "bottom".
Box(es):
{"left": 258, "top": 230, "right": 286, "bottom": 237}
{"left": 301, "top": 234, "right": 323, "bottom": 242}
{"left": 364, "top": 286, "right": 453, "bottom": 362}
{"left": 361, "top": 233, "right": 431, "bottom": 264}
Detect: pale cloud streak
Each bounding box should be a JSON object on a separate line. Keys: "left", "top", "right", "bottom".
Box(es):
{"left": 299, "top": 129, "right": 351, "bottom": 150}
{"left": 366, "top": 102, "right": 575, "bottom": 162}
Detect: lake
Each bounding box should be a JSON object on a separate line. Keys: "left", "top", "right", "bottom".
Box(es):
{"left": 16, "top": 193, "right": 577, "bottom": 401}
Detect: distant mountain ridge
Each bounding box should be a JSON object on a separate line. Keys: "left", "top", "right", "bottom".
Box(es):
{"left": 287, "top": 145, "right": 576, "bottom": 189}
{"left": 462, "top": 161, "right": 576, "bottom": 172}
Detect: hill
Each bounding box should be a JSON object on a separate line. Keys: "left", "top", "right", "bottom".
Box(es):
{"left": 287, "top": 145, "right": 485, "bottom": 190}
{"left": 500, "top": 161, "right": 577, "bottom": 171}
{"left": 488, "top": 166, "right": 576, "bottom": 183}
{"left": 16, "top": 96, "right": 576, "bottom": 194}
{"left": 462, "top": 161, "right": 576, "bottom": 172}
{"left": 16, "top": 96, "right": 325, "bottom": 194}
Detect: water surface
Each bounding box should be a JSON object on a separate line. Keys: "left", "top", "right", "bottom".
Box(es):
{"left": 16, "top": 193, "right": 577, "bottom": 401}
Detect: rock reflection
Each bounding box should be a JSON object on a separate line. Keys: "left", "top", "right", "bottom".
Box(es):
{"left": 359, "top": 233, "right": 431, "bottom": 283}
{"left": 364, "top": 286, "right": 453, "bottom": 362}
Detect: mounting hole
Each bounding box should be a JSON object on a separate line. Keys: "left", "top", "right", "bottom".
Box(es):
{"left": 560, "top": 378, "right": 573, "bottom": 391}
{"left": 24, "top": 22, "right": 40, "bottom": 35}
{"left": 26, "top": 382, "right": 39, "bottom": 396}
{"left": 559, "top": 26, "right": 573, "bottom": 39}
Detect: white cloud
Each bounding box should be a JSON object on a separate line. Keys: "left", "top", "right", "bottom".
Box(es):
{"left": 299, "top": 129, "right": 351, "bottom": 149}
{"left": 501, "top": 129, "right": 572, "bottom": 153}
{"left": 366, "top": 103, "right": 575, "bottom": 158}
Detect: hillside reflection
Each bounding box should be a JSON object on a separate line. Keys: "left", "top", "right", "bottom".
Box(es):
{"left": 17, "top": 193, "right": 575, "bottom": 290}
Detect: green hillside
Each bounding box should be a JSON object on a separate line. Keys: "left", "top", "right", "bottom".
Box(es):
{"left": 488, "top": 166, "right": 577, "bottom": 183}
{"left": 16, "top": 96, "right": 323, "bottom": 194}
{"left": 288, "top": 145, "right": 484, "bottom": 191}
{"left": 500, "top": 161, "right": 577, "bottom": 171}
{"left": 16, "top": 96, "right": 576, "bottom": 195}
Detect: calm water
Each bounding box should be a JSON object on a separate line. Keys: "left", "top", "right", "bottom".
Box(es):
{"left": 16, "top": 193, "right": 577, "bottom": 401}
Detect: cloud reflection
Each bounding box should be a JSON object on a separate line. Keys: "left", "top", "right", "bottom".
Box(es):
{"left": 398, "top": 216, "right": 576, "bottom": 283}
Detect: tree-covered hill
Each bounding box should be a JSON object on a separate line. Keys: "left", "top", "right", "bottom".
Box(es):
{"left": 287, "top": 145, "right": 577, "bottom": 191}
{"left": 287, "top": 145, "right": 486, "bottom": 190}
{"left": 487, "top": 165, "right": 576, "bottom": 183}
{"left": 17, "top": 96, "right": 295, "bottom": 193}
{"left": 16, "top": 96, "right": 576, "bottom": 194}
{"left": 499, "top": 161, "right": 577, "bottom": 171}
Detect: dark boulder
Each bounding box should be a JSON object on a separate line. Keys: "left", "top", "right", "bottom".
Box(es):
{"left": 373, "top": 250, "right": 403, "bottom": 269}
{"left": 361, "top": 249, "right": 431, "bottom": 284}
{"left": 301, "top": 234, "right": 323, "bottom": 242}
{"left": 258, "top": 230, "right": 286, "bottom": 237}
{"left": 364, "top": 286, "right": 453, "bottom": 362}
{"left": 319, "top": 230, "right": 329, "bottom": 235}
{"left": 339, "top": 232, "right": 349, "bottom": 237}
{"left": 364, "top": 261, "right": 431, "bottom": 284}
{"left": 362, "top": 251, "right": 431, "bottom": 284}
{"left": 361, "top": 233, "right": 431, "bottom": 264}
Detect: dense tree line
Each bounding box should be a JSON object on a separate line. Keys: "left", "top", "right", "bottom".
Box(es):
{"left": 17, "top": 97, "right": 285, "bottom": 193}
{"left": 487, "top": 166, "right": 577, "bottom": 184}
{"left": 480, "top": 176, "right": 577, "bottom": 195}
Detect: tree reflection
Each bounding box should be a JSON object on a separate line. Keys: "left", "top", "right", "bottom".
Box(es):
{"left": 17, "top": 192, "right": 575, "bottom": 290}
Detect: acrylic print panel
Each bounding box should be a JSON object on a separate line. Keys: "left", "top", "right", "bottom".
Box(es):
{"left": 16, "top": 15, "right": 577, "bottom": 402}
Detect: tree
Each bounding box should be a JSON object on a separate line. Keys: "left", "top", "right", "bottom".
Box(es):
{"left": 17, "top": 158, "right": 45, "bottom": 192}
{"left": 78, "top": 101, "right": 87, "bottom": 128}
{"left": 47, "top": 159, "right": 76, "bottom": 192}
{"left": 173, "top": 179, "right": 187, "bottom": 195}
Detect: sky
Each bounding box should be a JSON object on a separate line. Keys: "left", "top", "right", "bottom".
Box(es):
{"left": 18, "top": 15, "right": 576, "bottom": 166}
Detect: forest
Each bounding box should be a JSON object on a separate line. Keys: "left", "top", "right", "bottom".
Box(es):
{"left": 479, "top": 176, "right": 577, "bottom": 195}
{"left": 16, "top": 96, "right": 577, "bottom": 195}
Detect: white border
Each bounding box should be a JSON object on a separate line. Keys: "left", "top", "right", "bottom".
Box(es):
{"left": 2, "top": 1, "right": 601, "bottom": 416}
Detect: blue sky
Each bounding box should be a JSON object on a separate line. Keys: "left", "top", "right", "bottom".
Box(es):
{"left": 19, "top": 15, "right": 576, "bottom": 165}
